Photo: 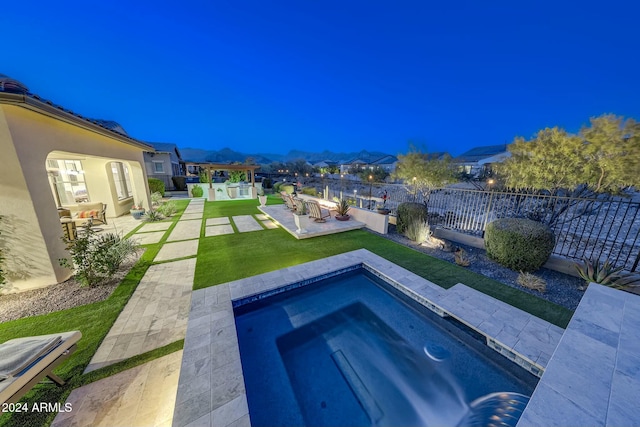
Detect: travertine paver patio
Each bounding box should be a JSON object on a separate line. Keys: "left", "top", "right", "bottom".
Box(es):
{"left": 137, "top": 221, "right": 173, "bottom": 232}
{"left": 133, "top": 230, "right": 167, "bottom": 245}
{"left": 154, "top": 240, "right": 199, "bottom": 262}
{"left": 167, "top": 220, "right": 202, "bottom": 242}
{"left": 85, "top": 258, "right": 195, "bottom": 372}
{"left": 51, "top": 351, "right": 183, "bottom": 427}
{"left": 258, "top": 205, "right": 365, "bottom": 239}
{"left": 232, "top": 215, "right": 263, "bottom": 232}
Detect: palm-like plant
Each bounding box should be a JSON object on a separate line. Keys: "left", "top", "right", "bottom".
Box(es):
{"left": 334, "top": 198, "right": 351, "bottom": 217}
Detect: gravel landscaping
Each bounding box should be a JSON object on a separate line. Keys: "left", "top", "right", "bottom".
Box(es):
{"left": 372, "top": 225, "right": 586, "bottom": 311}
{"left": 0, "top": 250, "right": 143, "bottom": 323}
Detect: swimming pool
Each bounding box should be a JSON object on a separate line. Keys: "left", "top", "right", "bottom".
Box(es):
{"left": 234, "top": 269, "right": 537, "bottom": 426}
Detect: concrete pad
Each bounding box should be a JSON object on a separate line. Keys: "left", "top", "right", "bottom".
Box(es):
{"left": 232, "top": 215, "right": 263, "bottom": 233}
{"left": 167, "top": 220, "right": 202, "bottom": 241}
{"left": 52, "top": 351, "right": 183, "bottom": 427}
{"left": 85, "top": 258, "right": 195, "bottom": 372}
{"left": 258, "top": 206, "right": 365, "bottom": 239}
{"left": 180, "top": 213, "right": 203, "bottom": 221}
{"left": 137, "top": 222, "right": 173, "bottom": 232}
{"left": 255, "top": 214, "right": 269, "bottom": 220}
{"left": 205, "top": 225, "right": 235, "bottom": 237}
{"left": 206, "top": 217, "right": 230, "bottom": 226}
{"left": 155, "top": 240, "right": 199, "bottom": 262}
{"left": 133, "top": 231, "right": 166, "bottom": 245}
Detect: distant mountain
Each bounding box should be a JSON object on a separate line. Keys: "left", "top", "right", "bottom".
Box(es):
{"left": 180, "top": 147, "right": 392, "bottom": 164}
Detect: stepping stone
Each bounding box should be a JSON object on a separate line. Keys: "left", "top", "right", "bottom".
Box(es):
{"left": 155, "top": 240, "right": 199, "bottom": 262}
{"left": 52, "top": 351, "right": 183, "bottom": 427}
{"left": 262, "top": 220, "right": 278, "bottom": 229}
{"left": 180, "top": 213, "right": 203, "bottom": 221}
{"left": 167, "top": 220, "right": 201, "bottom": 241}
{"left": 232, "top": 215, "right": 264, "bottom": 232}
{"left": 255, "top": 214, "right": 269, "bottom": 220}
{"left": 133, "top": 231, "right": 166, "bottom": 245}
{"left": 205, "top": 225, "right": 235, "bottom": 236}
{"left": 206, "top": 217, "right": 230, "bottom": 226}
{"left": 137, "top": 222, "right": 172, "bottom": 232}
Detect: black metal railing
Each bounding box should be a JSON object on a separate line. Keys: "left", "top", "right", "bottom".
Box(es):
{"left": 318, "top": 180, "right": 640, "bottom": 272}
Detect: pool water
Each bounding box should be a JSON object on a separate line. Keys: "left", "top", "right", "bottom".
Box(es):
{"left": 234, "top": 270, "right": 537, "bottom": 426}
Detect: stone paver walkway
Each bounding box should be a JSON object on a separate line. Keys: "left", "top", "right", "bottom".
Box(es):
{"left": 133, "top": 231, "right": 167, "bottom": 245}
{"left": 155, "top": 240, "right": 199, "bottom": 262}
{"left": 85, "top": 258, "right": 195, "bottom": 372}
{"left": 206, "top": 217, "right": 230, "bottom": 226}
{"left": 232, "top": 215, "right": 263, "bottom": 232}
{"left": 52, "top": 351, "right": 183, "bottom": 427}
{"left": 137, "top": 222, "right": 173, "bottom": 232}
{"left": 167, "top": 220, "right": 202, "bottom": 242}
{"left": 180, "top": 213, "right": 203, "bottom": 221}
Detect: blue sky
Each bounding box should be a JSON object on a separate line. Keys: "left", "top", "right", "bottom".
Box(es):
{"left": 2, "top": 0, "right": 638, "bottom": 157}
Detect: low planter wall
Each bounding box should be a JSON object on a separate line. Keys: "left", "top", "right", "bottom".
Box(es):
{"left": 297, "top": 194, "right": 389, "bottom": 234}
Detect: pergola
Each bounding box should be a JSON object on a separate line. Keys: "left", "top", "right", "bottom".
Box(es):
{"left": 184, "top": 162, "right": 261, "bottom": 189}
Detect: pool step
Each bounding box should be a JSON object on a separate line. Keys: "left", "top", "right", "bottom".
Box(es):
{"left": 457, "top": 392, "right": 529, "bottom": 427}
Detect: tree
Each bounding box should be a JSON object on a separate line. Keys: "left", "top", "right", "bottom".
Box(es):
{"left": 357, "top": 166, "right": 388, "bottom": 183}
{"left": 393, "top": 147, "right": 457, "bottom": 202}
{"left": 496, "top": 114, "right": 640, "bottom": 196}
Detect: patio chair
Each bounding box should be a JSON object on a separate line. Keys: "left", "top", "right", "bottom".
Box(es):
{"left": 282, "top": 192, "right": 297, "bottom": 211}
{"left": 306, "top": 200, "right": 331, "bottom": 222}
{"left": 0, "top": 331, "right": 82, "bottom": 404}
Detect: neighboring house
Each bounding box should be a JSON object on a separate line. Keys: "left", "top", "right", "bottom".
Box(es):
{"left": 340, "top": 158, "right": 370, "bottom": 174}
{"left": 453, "top": 144, "right": 511, "bottom": 178}
{"left": 370, "top": 155, "right": 398, "bottom": 172}
{"left": 144, "top": 142, "right": 185, "bottom": 189}
{"left": 0, "top": 73, "right": 153, "bottom": 292}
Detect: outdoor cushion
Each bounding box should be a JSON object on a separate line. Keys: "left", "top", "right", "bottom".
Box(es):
{"left": 76, "top": 210, "right": 99, "bottom": 219}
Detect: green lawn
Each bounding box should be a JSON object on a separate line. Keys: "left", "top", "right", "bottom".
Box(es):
{"left": 0, "top": 195, "right": 573, "bottom": 426}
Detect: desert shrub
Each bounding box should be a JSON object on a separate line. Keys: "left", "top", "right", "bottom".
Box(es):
{"left": 281, "top": 184, "right": 295, "bottom": 194}
{"left": 404, "top": 219, "right": 431, "bottom": 244}
{"left": 517, "top": 272, "right": 547, "bottom": 292}
{"left": 396, "top": 202, "right": 428, "bottom": 234}
{"left": 484, "top": 218, "right": 555, "bottom": 272}
{"left": 148, "top": 178, "right": 165, "bottom": 196}
{"left": 575, "top": 258, "right": 640, "bottom": 289}
{"left": 454, "top": 247, "right": 470, "bottom": 267}
{"left": 143, "top": 209, "right": 164, "bottom": 222}
{"left": 301, "top": 187, "right": 317, "bottom": 196}
{"left": 150, "top": 191, "right": 163, "bottom": 206}
{"left": 156, "top": 200, "right": 177, "bottom": 217}
{"left": 191, "top": 184, "right": 203, "bottom": 197}
{"left": 59, "top": 226, "right": 138, "bottom": 286}
{"left": 273, "top": 182, "right": 284, "bottom": 192}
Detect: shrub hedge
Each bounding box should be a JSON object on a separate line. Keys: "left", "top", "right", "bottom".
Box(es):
{"left": 148, "top": 178, "right": 165, "bottom": 196}
{"left": 281, "top": 184, "right": 295, "bottom": 194}
{"left": 301, "top": 187, "right": 317, "bottom": 196}
{"left": 191, "top": 184, "right": 203, "bottom": 198}
{"left": 484, "top": 218, "right": 555, "bottom": 272}
{"left": 396, "top": 202, "right": 428, "bottom": 234}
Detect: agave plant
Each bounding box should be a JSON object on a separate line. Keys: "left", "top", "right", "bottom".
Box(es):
{"left": 143, "top": 209, "right": 165, "bottom": 222}
{"left": 575, "top": 258, "right": 640, "bottom": 289}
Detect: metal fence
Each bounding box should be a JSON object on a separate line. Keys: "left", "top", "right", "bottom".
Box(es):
{"left": 319, "top": 179, "right": 640, "bottom": 272}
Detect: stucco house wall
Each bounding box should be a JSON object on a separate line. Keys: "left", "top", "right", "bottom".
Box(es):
{"left": 0, "top": 97, "right": 152, "bottom": 292}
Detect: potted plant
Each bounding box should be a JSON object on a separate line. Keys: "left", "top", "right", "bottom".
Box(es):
{"left": 258, "top": 189, "right": 267, "bottom": 207}
{"left": 377, "top": 190, "right": 390, "bottom": 215}
{"left": 334, "top": 198, "right": 351, "bottom": 221}
{"left": 293, "top": 199, "right": 309, "bottom": 233}
{"left": 130, "top": 201, "right": 145, "bottom": 220}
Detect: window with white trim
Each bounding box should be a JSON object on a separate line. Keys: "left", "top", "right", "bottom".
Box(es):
{"left": 153, "top": 161, "right": 164, "bottom": 173}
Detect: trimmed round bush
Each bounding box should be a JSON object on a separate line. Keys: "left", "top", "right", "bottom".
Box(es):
{"left": 273, "top": 182, "right": 286, "bottom": 192}
{"left": 396, "top": 202, "right": 428, "bottom": 234}
{"left": 148, "top": 178, "right": 165, "bottom": 196}
{"left": 484, "top": 218, "right": 555, "bottom": 272}
{"left": 281, "top": 184, "right": 295, "bottom": 194}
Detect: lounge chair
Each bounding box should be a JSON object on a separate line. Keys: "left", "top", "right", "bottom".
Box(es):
{"left": 0, "top": 331, "right": 82, "bottom": 404}
{"left": 281, "top": 192, "right": 297, "bottom": 211}
{"left": 307, "top": 200, "right": 331, "bottom": 222}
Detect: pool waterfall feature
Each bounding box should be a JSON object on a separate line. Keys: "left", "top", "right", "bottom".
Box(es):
{"left": 234, "top": 268, "right": 537, "bottom": 426}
